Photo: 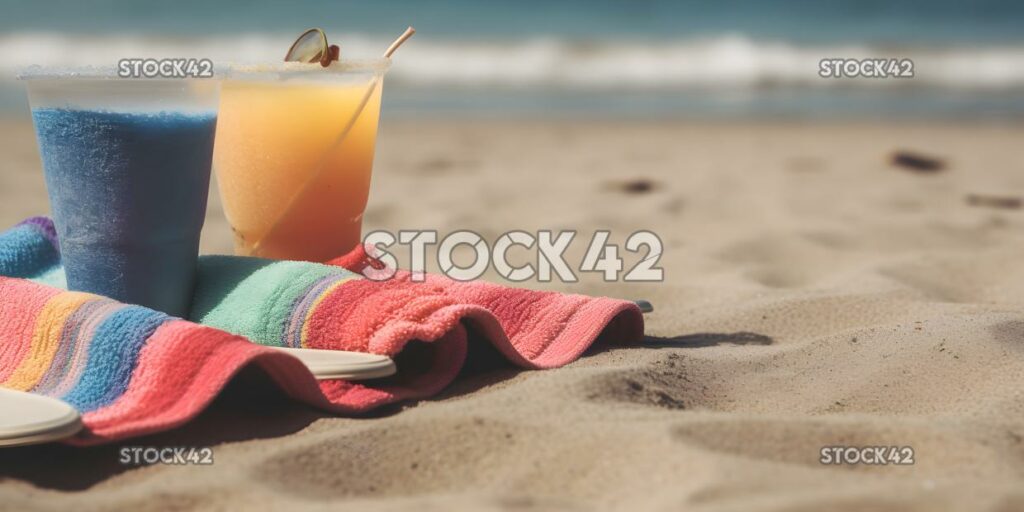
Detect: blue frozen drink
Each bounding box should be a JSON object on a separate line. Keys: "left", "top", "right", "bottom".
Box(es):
{"left": 24, "top": 76, "right": 220, "bottom": 317}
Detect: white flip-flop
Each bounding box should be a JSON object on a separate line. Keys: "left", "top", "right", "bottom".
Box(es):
{"left": 0, "top": 387, "right": 82, "bottom": 447}
{"left": 273, "top": 347, "right": 396, "bottom": 381}
{"left": 0, "top": 349, "right": 393, "bottom": 448}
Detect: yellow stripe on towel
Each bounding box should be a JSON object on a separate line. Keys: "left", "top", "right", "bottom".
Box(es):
{"left": 2, "top": 291, "right": 97, "bottom": 391}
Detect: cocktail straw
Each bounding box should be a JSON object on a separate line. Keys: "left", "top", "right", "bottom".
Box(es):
{"left": 247, "top": 27, "right": 415, "bottom": 257}
{"left": 384, "top": 27, "right": 416, "bottom": 58}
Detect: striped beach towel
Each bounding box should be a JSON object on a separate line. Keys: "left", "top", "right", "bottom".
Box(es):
{"left": 0, "top": 217, "right": 644, "bottom": 444}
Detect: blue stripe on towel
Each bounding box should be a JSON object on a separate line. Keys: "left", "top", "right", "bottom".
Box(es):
{"left": 60, "top": 305, "right": 170, "bottom": 411}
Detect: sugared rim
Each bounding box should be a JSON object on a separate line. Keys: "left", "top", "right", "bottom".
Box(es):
{"left": 223, "top": 58, "right": 391, "bottom": 77}
{"left": 18, "top": 65, "right": 141, "bottom": 80}
{"left": 18, "top": 64, "right": 222, "bottom": 80}
{"left": 17, "top": 58, "right": 390, "bottom": 80}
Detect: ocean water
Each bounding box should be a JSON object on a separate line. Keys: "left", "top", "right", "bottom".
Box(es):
{"left": 3, "top": 0, "right": 1024, "bottom": 118}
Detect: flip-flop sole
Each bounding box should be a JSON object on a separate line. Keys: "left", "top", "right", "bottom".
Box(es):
{"left": 0, "top": 387, "right": 82, "bottom": 447}
{"left": 271, "top": 347, "right": 397, "bottom": 381}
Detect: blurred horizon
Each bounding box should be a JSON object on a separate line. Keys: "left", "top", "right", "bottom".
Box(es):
{"left": 2, "top": 0, "right": 1023, "bottom": 119}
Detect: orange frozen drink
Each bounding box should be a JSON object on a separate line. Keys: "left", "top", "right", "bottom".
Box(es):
{"left": 213, "top": 60, "right": 388, "bottom": 261}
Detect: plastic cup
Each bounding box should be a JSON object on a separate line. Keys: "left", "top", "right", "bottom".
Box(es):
{"left": 22, "top": 69, "right": 219, "bottom": 317}
{"left": 212, "top": 60, "right": 390, "bottom": 262}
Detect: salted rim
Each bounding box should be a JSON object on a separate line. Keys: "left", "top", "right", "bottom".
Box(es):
{"left": 18, "top": 64, "right": 199, "bottom": 80}
{"left": 20, "top": 65, "right": 136, "bottom": 80}
{"left": 225, "top": 58, "right": 390, "bottom": 75}
{"left": 17, "top": 59, "right": 390, "bottom": 80}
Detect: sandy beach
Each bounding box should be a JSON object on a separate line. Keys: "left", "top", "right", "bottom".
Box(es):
{"left": 2, "top": 117, "right": 1024, "bottom": 510}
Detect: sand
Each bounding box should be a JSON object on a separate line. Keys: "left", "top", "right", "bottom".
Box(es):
{"left": 2, "top": 118, "right": 1024, "bottom": 510}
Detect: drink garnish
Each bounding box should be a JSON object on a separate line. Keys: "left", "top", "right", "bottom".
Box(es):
{"left": 284, "top": 26, "right": 413, "bottom": 67}
{"left": 284, "top": 28, "right": 340, "bottom": 67}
